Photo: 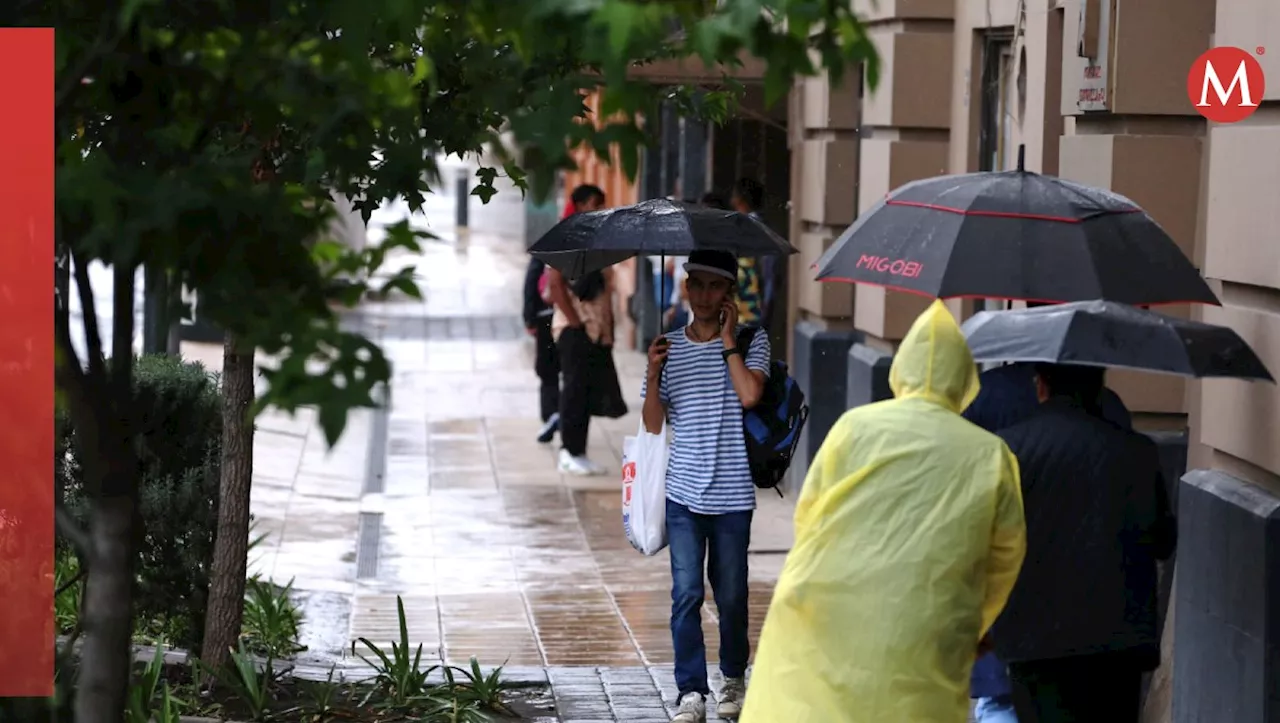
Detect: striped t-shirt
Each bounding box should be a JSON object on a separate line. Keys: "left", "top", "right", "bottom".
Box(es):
{"left": 641, "top": 325, "right": 771, "bottom": 514}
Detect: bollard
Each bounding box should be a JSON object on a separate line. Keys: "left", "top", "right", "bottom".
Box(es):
{"left": 455, "top": 170, "right": 469, "bottom": 228}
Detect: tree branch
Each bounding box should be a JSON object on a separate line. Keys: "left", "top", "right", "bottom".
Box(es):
{"left": 56, "top": 568, "right": 86, "bottom": 598}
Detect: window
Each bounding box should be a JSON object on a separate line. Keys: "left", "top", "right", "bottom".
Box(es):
{"left": 978, "top": 30, "right": 1017, "bottom": 173}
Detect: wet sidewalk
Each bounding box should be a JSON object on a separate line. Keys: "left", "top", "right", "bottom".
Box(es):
{"left": 185, "top": 186, "right": 797, "bottom": 721}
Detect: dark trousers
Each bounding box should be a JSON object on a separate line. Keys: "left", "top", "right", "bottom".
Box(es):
{"left": 556, "top": 327, "right": 592, "bottom": 456}
{"left": 667, "top": 500, "right": 752, "bottom": 697}
{"left": 533, "top": 317, "right": 559, "bottom": 422}
{"left": 1008, "top": 653, "right": 1143, "bottom": 723}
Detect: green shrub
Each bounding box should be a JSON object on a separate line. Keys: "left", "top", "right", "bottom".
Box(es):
{"left": 54, "top": 547, "right": 82, "bottom": 635}
{"left": 58, "top": 354, "right": 224, "bottom": 653}
{"left": 242, "top": 575, "right": 306, "bottom": 658}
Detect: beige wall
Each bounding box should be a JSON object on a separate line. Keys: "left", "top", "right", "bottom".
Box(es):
{"left": 1192, "top": 0, "right": 1280, "bottom": 494}
{"left": 790, "top": 0, "right": 1280, "bottom": 470}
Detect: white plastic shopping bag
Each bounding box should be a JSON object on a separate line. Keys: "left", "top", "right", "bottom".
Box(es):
{"left": 621, "top": 421, "right": 669, "bottom": 555}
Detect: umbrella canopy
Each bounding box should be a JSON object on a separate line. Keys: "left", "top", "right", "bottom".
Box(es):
{"left": 812, "top": 149, "right": 1219, "bottom": 306}
{"left": 530, "top": 197, "right": 796, "bottom": 278}
{"left": 960, "top": 300, "right": 1273, "bottom": 382}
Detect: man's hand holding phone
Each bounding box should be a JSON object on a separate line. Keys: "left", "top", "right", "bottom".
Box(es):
{"left": 719, "top": 299, "right": 739, "bottom": 344}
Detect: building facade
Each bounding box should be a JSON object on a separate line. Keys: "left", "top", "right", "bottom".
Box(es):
{"left": 786, "top": 0, "right": 1279, "bottom": 720}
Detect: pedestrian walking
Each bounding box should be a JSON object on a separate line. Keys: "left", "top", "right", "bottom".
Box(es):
{"left": 523, "top": 255, "right": 561, "bottom": 443}
{"left": 542, "top": 184, "right": 614, "bottom": 474}
{"left": 963, "top": 302, "right": 1133, "bottom": 722}
{"left": 741, "top": 300, "right": 1026, "bottom": 723}
{"left": 641, "top": 249, "right": 772, "bottom": 722}
{"left": 988, "top": 363, "right": 1176, "bottom": 723}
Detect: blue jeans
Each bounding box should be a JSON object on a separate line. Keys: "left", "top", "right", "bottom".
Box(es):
{"left": 667, "top": 500, "right": 753, "bottom": 697}
{"left": 974, "top": 696, "right": 1018, "bottom": 723}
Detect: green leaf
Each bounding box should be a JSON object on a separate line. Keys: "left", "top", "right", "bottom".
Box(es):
{"left": 601, "top": 0, "right": 640, "bottom": 52}
{"left": 379, "top": 271, "right": 423, "bottom": 300}
{"left": 304, "top": 149, "right": 327, "bottom": 184}
{"left": 471, "top": 184, "right": 498, "bottom": 203}
{"left": 412, "top": 54, "right": 435, "bottom": 86}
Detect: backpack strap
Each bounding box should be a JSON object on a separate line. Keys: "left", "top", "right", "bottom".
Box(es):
{"left": 735, "top": 324, "right": 759, "bottom": 356}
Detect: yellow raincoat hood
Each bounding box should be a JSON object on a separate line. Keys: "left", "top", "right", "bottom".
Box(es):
{"left": 742, "top": 300, "right": 1025, "bottom": 723}
{"left": 888, "top": 300, "right": 982, "bottom": 413}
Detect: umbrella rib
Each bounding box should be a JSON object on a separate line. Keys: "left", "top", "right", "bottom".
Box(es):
{"left": 1055, "top": 176, "right": 1124, "bottom": 214}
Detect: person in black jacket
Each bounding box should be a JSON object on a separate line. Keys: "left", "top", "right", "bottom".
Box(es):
{"left": 990, "top": 363, "right": 1176, "bottom": 723}
{"left": 523, "top": 254, "right": 560, "bottom": 443}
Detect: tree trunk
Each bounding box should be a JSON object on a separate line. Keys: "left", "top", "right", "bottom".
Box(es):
{"left": 200, "top": 333, "right": 256, "bottom": 678}
{"left": 74, "top": 483, "right": 138, "bottom": 723}
{"left": 70, "top": 256, "right": 141, "bottom": 723}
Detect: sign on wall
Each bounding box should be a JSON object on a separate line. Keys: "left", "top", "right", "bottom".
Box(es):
{"left": 1188, "top": 46, "right": 1267, "bottom": 123}
{"left": 1076, "top": 0, "right": 1112, "bottom": 112}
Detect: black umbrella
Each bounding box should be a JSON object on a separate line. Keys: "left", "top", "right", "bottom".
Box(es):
{"left": 960, "top": 300, "right": 1273, "bottom": 382}
{"left": 812, "top": 146, "right": 1219, "bottom": 306}
{"left": 529, "top": 198, "right": 796, "bottom": 279}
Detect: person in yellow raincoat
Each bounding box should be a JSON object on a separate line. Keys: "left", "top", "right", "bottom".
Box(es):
{"left": 740, "top": 300, "right": 1026, "bottom": 723}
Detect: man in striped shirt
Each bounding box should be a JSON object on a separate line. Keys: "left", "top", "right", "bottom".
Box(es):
{"left": 642, "top": 249, "right": 771, "bottom": 723}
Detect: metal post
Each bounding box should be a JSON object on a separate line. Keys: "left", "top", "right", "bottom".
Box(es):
{"left": 455, "top": 169, "right": 469, "bottom": 228}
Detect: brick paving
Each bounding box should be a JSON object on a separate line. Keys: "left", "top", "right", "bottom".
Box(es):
{"left": 179, "top": 186, "right": 797, "bottom": 720}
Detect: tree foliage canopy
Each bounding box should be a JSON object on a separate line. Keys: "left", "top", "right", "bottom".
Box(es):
{"left": 44, "top": 0, "right": 878, "bottom": 444}
{"left": 10, "top": 0, "right": 880, "bottom": 719}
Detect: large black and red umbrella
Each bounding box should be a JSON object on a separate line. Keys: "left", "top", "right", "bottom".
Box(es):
{"left": 812, "top": 148, "right": 1219, "bottom": 306}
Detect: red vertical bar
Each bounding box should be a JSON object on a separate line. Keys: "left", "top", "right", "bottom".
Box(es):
{"left": 0, "top": 28, "right": 55, "bottom": 697}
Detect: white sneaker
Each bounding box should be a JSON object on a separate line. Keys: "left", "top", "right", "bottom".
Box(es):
{"left": 671, "top": 692, "right": 706, "bottom": 723}
{"left": 558, "top": 449, "right": 603, "bottom": 476}
{"left": 717, "top": 677, "right": 745, "bottom": 718}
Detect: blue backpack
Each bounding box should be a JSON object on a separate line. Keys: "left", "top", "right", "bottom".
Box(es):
{"left": 736, "top": 326, "right": 810, "bottom": 496}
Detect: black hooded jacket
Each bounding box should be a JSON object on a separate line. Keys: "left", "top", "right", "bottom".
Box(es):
{"left": 991, "top": 397, "right": 1176, "bottom": 669}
